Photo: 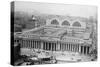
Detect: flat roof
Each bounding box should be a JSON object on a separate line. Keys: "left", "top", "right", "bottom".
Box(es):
{"left": 15, "top": 25, "right": 92, "bottom": 44}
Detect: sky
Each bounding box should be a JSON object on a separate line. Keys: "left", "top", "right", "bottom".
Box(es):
{"left": 14, "top": 1, "right": 97, "bottom": 18}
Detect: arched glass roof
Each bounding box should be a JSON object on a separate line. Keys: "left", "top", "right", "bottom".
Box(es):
{"left": 62, "top": 20, "right": 70, "bottom": 26}
{"left": 72, "top": 21, "right": 81, "bottom": 27}
{"left": 51, "top": 19, "right": 59, "bottom": 25}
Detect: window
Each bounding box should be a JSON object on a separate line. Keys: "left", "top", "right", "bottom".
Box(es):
{"left": 62, "top": 20, "right": 70, "bottom": 26}
{"left": 73, "top": 21, "right": 81, "bottom": 27}
{"left": 51, "top": 19, "right": 59, "bottom": 25}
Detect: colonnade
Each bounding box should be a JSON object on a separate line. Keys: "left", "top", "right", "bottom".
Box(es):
{"left": 14, "top": 39, "right": 90, "bottom": 55}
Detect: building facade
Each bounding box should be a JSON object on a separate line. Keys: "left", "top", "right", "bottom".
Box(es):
{"left": 14, "top": 16, "right": 93, "bottom": 56}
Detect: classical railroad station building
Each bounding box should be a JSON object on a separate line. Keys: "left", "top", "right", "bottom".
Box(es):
{"left": 14, "top": 16, "right": 93, "bottom": 57}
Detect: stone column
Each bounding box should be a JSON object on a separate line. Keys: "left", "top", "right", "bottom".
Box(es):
{"left": 67, "top": 44, "right": 68, "bottom": 51}
{"left": 29, "top": 40, "right": 30, "bottom": 48}
{"left": 52, "top": 43, "right": 53, "bottom": 51}
{"left": 25, "top": 40, "right": 27, "bottom": 48}
{"left": 63, "top": 44, "right": 65, "bottom": 51}
{"left": 31, "top": 40, "right": 32, "bottom": 48}
{"left": 46, "top": 42, "right": 48, "bottom": 50}
{"left": 63, "top": 44, "right": 64, "bottom": 51}
{"left": 54, "top": 43, "right": 55, "bottom": 51}
{"left": 73, "top": 45, "right": 74, "bottom": 52}
{"left": 36, "top": 41, "right": 37, "bottom": 49}
{"left": 46, "top": 42, "right": 47, "bottom": 50}
{"left": 61, "top": 43, "right": 62, "bottom": 51}
{"left": 26, "top": 40, "right": 27, "bottom": 48}
{"left": 61, "top": 43, "right": 63, "bottom": 51}
{"left": 45, "top": 42, "right": 46, "bottom": 50}
{"left": 36, "top": 41, "right": 38, "bottom": 49}
{"left": 55, "top": 43, "right": 57, "bottom": 51}
{"left": 79, "top": 44, "right": 81, "bottom": 53}
{"left": 37, "top": 41, "right": 39, "bottom": 49}
{"left": 34, "top": 40, "right": 36, "bottom": 49}
{"left": 28, "top": 40, "right": 29, "bottom": 48}
{"left": 85, "top": 46, "right": 87, "bottom": 55}
{"left": 56, "top": 43, "right": 57, "bottom": 51}
{"left": 67, "top": 44, "right": 69, "bottom": 51}
{"left": 48, "top": 42, "right": 50, "bottom": 50}
{"left": 39, "top": 41, "right": 40, "bottom": 49}
{"left": 73, "top": 45, "right": 75, "bottom": 52}
{"left": 33, "top": 40, "right": 34, "bottom": 48}
{"left": 87, "top": 46, "right": 90, "bottom": 54}
{"left": 76, "top": 44, "right": 78, "bottom": 52}
{"left": 23, "top": 40, "right": 25, "bottom": 48}
{"left": 72, "top": 45, "right": 74, "bottom": 52}
{"left": 65, "top": 44, "right": 67, "bottom": 50}
{"left": 51, "top": 43, "right": 52, "bottom": 51}
{"left": 24, "top": 40, "right": 26, "bottom": 48}
{"left": 22, "top": 40, "right": 24, "bottom": 48}
{"left": 27, "top": 40, "right": 29, "bottom": 48}
{"left": 40, "top": 41, "right": 43, "bottom": 49}
{"left": 28, "top": 40, "right": 30, "bottom": 48}
{"left": 43, "top": 42, "right": 45, "bottom": 50}
{"left": 39, "top": 41, "right": 41, "bottom": 49}
{"left": 47, "top": 42, "right": 49, "bottom": 50}
{"left": 43, "top": 42, "right": 44, "bottom": 50}
{"left": 75, "top": 45, "right": 77, "bottom": 52}
{"left": 53, "top": 43, "right": 54, "bottom": 51}
{"left": 72, "top": 44, "right": 73, "bottom": 51}
{"left": 56, "top": 43, "right": 58, "bottom": 51}
{"left": 65, "top": 44, "right": 66, "bottom": 51}
{"left": 82, "top": 46, "right": 84, "bottom": 54}
{"left": 60, "top": 43, "right": 61, "bottom": 51}
{"left": 70, "top": 44, "right": 72, "bottom": 51}
{"left": 33, "top": 40, "right": 35, "bottom": 48}
{"left": 38, "top": 41, "right": 39, "bottom": 49}
{"left": 35, "top": 40, "right": 37, "bottom": 49}
{"left": 30, "top": 40, "right": 32, "bottom": 48}
{"left": 68, "top": 43, "right": 69, "bottom": 51}
{"left": 65, "top": 44, "right": 66, "bottom": 50}
{"left": 26, "top": 40, "right": 29, "bottom": 48}
{"left": 58, "top": 43, "right": 60, "bottom": 51}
